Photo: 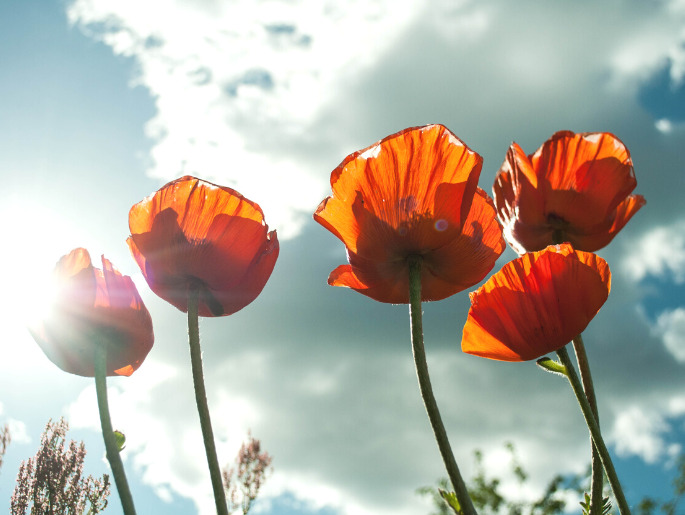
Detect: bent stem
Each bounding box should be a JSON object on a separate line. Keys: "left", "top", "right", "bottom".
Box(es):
{"left": 552, "top": 235, "right": 603, "bottom": 510}
{"left": 94, "top": 345, "right": 137, "bottom": 515}
{"left": 188, "top": 285, "right": 229, "bottom": 515}
{"left": 572, "top": 334, "right": 603, "bottom": 514}
{"left": 556, "top": 346, "right": 631, "bottom": 515}
{"left": 408, "top": 255, "right": 476, "bottom": 515}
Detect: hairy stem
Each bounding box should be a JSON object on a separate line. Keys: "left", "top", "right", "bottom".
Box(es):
{"left": 188, "top": 285, "right": 229, "bottom": 515}
{"left": 556, "top": 346, "right": 631, "bottom": 514}
{"left": 94, "top": 345, "right": 137, "bottom": 515}
{"left": 572, "top": 334, "right": 604, "bottom": 514}
{"left": 408, "top": 256, "right": 477, "bottom": 515}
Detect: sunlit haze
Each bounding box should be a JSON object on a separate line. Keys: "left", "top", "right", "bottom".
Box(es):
{"left": 2, "top": 1, "right": 685, "bottom": 514}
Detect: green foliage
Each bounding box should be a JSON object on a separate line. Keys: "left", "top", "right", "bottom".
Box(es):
{"left": 418, "top": 443, "right": 566, "bottom": 515}
{"left": 439, "top": 489, "right": 462, "bottom": 514}
{"left": 579, "top": 492, "right": 612, "bottom": 515}
{"left": 469, "top": 449, "right": 506, "bottom": 513}
{"left": 535, "top": 358, "right": 568, "bottom": 378}
{"left": 417, "top": 478, "right": 452, "bottom": 515}
{"left": 113, "top": 430, "right": 126, "bottom": 452}
{"left": 419, "top": 444, "right": 685, "bottom": 515}
{"left": 10, "top": 419, "right": 110, "bottom": 515}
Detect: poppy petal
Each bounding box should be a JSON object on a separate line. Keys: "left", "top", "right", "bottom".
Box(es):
{"left": 53, "top": 248, "right": 97, "bottom": 310}
{"left": 324, "top": 189, "right": 505, "bottom": 304}
{"left": 427, "top": 189, "right": 505, "bottom": 284}
{"left": 212, "top": 230, "right": 280, "bottom": 316}
{"left": 129, "top": 176, "right": 279, "bottom": 317}
{"left": 462, "top": 244, "right": 610, "bottom": 361}
{"left": 314, "top": 125, "right": 482, "bottom": 257}
{"left": 494, "top": 143, "right": 547, "bottom": 254}
{"left": 31, "top": 249, "right": 154, "bottom": 377}
{"left": 561, "top": 193, "right": 647, "bottom": 251}
{"left": 316, "top": 125, "right": 502, "bottom": 304}
{"left": 494, "top": 131, "right": 644, "bottom": 253}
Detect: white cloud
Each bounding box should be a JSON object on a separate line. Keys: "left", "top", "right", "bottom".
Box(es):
{"left": 668, "top": 394, "right": 685, "bottom": 415}
{"left": 656, "top": 118, "right": 674, "bottom": 132}
{"left": 611, "top": 405, "right": 669, "bottom": 463}
{"left": 6, "top": 418, "right": 31, "bottom": 445}
{"left": 67, "top": 0, "right": 425, "bottom": 239}
{"left": 66, "top": 0, "right": 685, "bottom": 240}
{"left": 610, "top": 392, "right": 685, "bottom": 466}
{"left": 654, "top": 308, "right": 685, "bottom": 362}
{"left": 622, "top": 218, "right": 685, "bottom": 283}
{"left": 58, "top": 0, "right": 685, "bottom": 513}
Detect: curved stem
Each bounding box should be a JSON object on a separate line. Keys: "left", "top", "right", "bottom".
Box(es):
{"left": 408, "top": 256, "right": 477, "bottom": 515}
{"left": 188, "top": 285, "right": 229, "bottom": 515}
{"left": 94, "top": 345, "right": 137, "bottom": 515}
{"left": 572, "top": 334, "right": 604, "bottom": 514}
{"left": 556, "top": 347, "right": 631, "bottom": 514}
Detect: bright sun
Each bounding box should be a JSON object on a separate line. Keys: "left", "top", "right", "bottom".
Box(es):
{"left": 0, "top": 201, "right": 91, "bottom": 335}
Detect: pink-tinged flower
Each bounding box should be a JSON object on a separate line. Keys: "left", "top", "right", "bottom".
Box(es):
{"left": 30, "top": 248, "right": 154, "bottom": 377}
{"left": 128, "top": 176, "right": 279, "bottom": 317}
{"left": 493, "top": 131, "right": 646, "bottom": 253}
{"left": 314, "top": 124, "right": 505, "bottom": 304}
{"left": 462, "top": 244, "right": 611, "bottom": 362}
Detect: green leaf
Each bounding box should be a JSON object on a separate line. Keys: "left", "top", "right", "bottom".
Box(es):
{"left": 113, "top": 430, "right": 126, "bottom": 452}
{"left": 579, "top": 492, "right": 612, "bottom": 515}
{"left": 601, "top": 496, "right": 613, "bottom": 515}
{"left": 439, "top": 489, "right": 462, "bottom": 514}
{"left": 580, "top": 492, "right": 590, "bottom": 514}
{"left": 536, "top": 357, "right": 568, "bottom": 377}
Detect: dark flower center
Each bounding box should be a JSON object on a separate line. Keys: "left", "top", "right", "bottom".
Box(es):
{"left": 547, "top": 213, "right": 570, "bottom": 245}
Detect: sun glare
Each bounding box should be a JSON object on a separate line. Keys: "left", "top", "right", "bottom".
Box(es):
{"left": 0, "top": 201, "right": 93, "bottom": 334}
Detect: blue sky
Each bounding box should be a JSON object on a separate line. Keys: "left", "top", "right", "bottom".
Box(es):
{"left": 2, "top": 0, "right": 685, "bottom": 514}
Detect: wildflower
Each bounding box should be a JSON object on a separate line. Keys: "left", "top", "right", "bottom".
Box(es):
{"left": 30, "top": 248, "right": 154, "bottom": 377}
{"left": 128, "top": 176, "right": 279, "bottom": 317}
{"left": 223, "top": 432, "right": 273, "bottom": 515}
{"left": 11, "top": 418, "right": 110, "bottom": 515}
{"left": 493, "top": 131, "right": 645, "bottom": 253}
{"left": 461, "top": 244, "right": 611, "bottom": 361}
{"left": 315, "top": 124, "right": 504, "bottom": 304}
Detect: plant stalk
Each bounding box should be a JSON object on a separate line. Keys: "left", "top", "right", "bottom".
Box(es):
{"left": 408, "top": 255, "right": 477, "bottom": 515}
{"left": 94, "top": 345, "right": 137, "bottom": 515}
{"left": 188, "top": 285, "right": 229, "bottom": 515}
{"left": 556, "top": 346, "right": 631, "bottom": 514}
{"left": 572, "top": 334, "right": 604, "bottom": 514}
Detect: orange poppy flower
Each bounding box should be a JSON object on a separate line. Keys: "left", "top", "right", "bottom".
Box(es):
{"left": 128, "top": 176, "right": 279, "bottom": 317}
{"left": 314, "top": 124, "right": 505, "bottom": 304}
{"left": 30, "top": 248, "right": 154, "bottom": 377}
{"left": 493, "top": 131, "right": 646, "bottom": 254}
{"left": 461, "top": 243, "right": 611, "bottom": 362}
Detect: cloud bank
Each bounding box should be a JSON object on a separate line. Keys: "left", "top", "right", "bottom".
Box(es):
{"left": 58, "top": 0, "right": 685, "bottom": 513}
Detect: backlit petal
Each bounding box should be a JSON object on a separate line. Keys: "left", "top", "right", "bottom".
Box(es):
{"left": 314, "top": 125, "right": 482, "bottom": 256}
{"left": 494, "top": 131, "right": 644, "bottom": 253}
{"left": 129, "top": 176, "right": 279, "bottom": 317}
{"left": 462, "top": 244, "right": 610, "bottom": 361}
{"left": 315, "top": 125, "right": 503, "bottom": 304}
{"left": 323, "top": 192, "right": 504, "bottom": 304}
{"left": 30, "top": 249, "right": 154, "bottom": 377}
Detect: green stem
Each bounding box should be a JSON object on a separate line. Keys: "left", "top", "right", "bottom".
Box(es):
{"left": 556, "top": 347, "right": 631, "bottom": 514}
{"left": 94, "top": 345, "right": 137, "bottom": 515}
{"left": 572, "top": 334, "right": 604, "bottom": 514}
{"left": 187, "top": 285, "right": 229, "bottom": 515}
{"left": 408, "top": 256, "right": 477, "bottom": 515}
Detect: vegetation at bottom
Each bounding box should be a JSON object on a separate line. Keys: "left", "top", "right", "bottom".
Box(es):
{"left": 418, "top": 443, "right": 685, "bottom": 515}
{"left": 0, "top": 418, "right": 272, "bottom": 514}
{"left": 7, "top": 419, "right": 110, "bottom": 515}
